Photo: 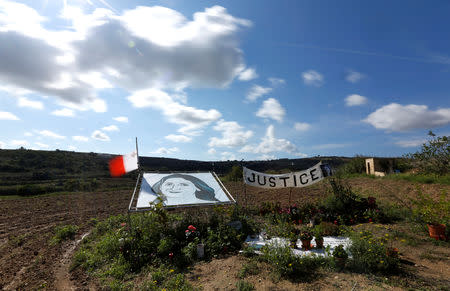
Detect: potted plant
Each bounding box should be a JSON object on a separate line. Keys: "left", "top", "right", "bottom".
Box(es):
{"left": 313, "top": 226, "right": 324, "bottom": 249}
{"left": 412, "top": 190, "right": 449, "bottom": 240}
{"left": 299, "top": 227, "right": 313, "bottom": 250}
{"left": 332, "top": 244, "right": 348, "bottom": 268}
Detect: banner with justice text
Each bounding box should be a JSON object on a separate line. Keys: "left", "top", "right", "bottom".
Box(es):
{"left": 243, "top": 162, "right": 332, "bottom": 189}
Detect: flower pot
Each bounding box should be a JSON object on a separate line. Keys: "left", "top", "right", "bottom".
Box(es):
{"left": 315, "top": 237, "right": 324, "bottom": 249}
{"left": 301, "top": 239, "right": 311, "bottom": 250}
{"left": 427, "top": 224, "right": 446, "bottom": 240}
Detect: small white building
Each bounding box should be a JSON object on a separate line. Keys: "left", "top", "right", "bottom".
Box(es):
{"left": 365, "top": 158, "right": 394, "bottom": 177}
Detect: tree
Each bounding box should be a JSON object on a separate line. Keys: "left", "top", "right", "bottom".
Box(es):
{"left": 406, "top": 132, "right": 449, "bottom": 175}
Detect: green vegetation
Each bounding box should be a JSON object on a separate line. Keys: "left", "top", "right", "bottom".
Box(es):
{"left": 348, "top": 230, "right": 399, "bottom": 273}
{"left": 335, "top": 156, "right": 366, "bottom": 176}
{"left": 71, "top": 203, "right": 257, "bottom": 289}
{"left": 236, "top": 280, "right": 255, "bottom": 291}
{"left": 51, "top": 224, "right": 79, "bottom": 245}
{"left": 238, "top": 261, "right": 260, "bottom": 279}
{"left": 412, "top": 189, "right": 449, "bottom": 225}
{"left": 405, "top": 132, "right": 449, "bottom": 176}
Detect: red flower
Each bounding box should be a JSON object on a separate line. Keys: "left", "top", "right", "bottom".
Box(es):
{"left": 369, "top": 218, "right": 373, "bottom": 223}
{"left": 188, "top": 225, "right": 196, "bottom": 231}
{"left": 350, "top": 219, "right": 354, "bottom": 224}
{"left": 334, "top": 220, "right": 338, "bottom": 225}
{"left": 120, "top": 222, "right": 126, "bottom": 227}
{"left": 169, "top": 252, "right": 174, "bottom": 259}
{"left": 185, "top": 229, "right": 190, "bottom": 233}
{"left": 299, "top": 219, "right": 303, "bottom": 224}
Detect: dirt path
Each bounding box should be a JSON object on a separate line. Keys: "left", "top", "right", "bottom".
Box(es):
{"left": 0, "top": 190, "right": 129, "bottom": 290}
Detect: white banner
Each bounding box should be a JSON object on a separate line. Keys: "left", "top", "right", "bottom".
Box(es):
{"left": 136, "top": 172, "right": 233, "bottom": 208}
{"left": 243, "top": 162, "right": 330, "bottom": 188}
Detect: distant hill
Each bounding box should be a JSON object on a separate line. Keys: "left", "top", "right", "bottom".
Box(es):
{"left": 0, "top": 148, "right": 351, "bottom": 196}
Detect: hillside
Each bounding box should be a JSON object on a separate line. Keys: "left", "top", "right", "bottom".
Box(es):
{"left": 0, "top": 148, "right": 350, "bottom": 196}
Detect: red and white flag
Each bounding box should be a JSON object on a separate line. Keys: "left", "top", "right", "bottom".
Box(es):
{"left": 109, "top": 151, "right": 138, "bottom": 177}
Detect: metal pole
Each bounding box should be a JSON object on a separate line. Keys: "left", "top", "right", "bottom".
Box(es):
{"left": 288, "top": 187, "right": 292, "bottom": 206}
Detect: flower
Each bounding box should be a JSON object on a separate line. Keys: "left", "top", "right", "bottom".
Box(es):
{"left": 169, "top": 252, "right": 174, "bottom": 259}
{"left": 188, "top": 225, "right": 197, "bottom": 231}
{"left": 185, "top": 229, "right": 190, "bottom": 233}
{"left": 288, "top": 263, "right": 292, "bottom": 267}
{"left": 380, "top": 260, "right": 384, "bottom": 264}
{"left": 169, "top": 269, "right": 174, "bottom": 273}
{"left": 334, "top": 220, "right": 338, "bottom": 225}
{"left": 369, "top": 218, "right": 373, "bottom": 223}
{"left": 120, "top": 222, "right": 126, "bottom": 227}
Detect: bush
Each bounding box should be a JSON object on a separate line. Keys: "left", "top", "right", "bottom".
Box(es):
{"left": 405, "top": 133, "right": 449, "bottom": 176}
{"left": 236, "top": 280, "right": 255, "bottom": 291}
{"left": 71, "top": 204, "right": 255, "bottom": 288}
{"left": 348, "top": 230, "right": 399, "bottom": 273}
{"left": 336, "top": 156, "right": 366, "bottom": 176}
{"left": 261, "top": 246, "right": 323, "bottom": 280}
{"left": 51, "top": 224, "right": 79, "bottom": 245}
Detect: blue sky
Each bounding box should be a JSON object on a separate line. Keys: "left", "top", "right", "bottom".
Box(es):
{"left": 0, "top": 0, "right": 449, "bottom": 161}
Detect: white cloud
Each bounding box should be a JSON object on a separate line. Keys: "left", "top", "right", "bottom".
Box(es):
{"left": 150, "top": 147, "right": 179, "bottom": 155}
{"left": 246, "top": 85, "right": 272, "bottom": 103}
{"left": 394, "top": 139, "right": 426, "bottom": 148}
{"left": 91, "top": 130, "right": 110, "bottom": 141}
{"left": 24, "top": 132, "right": 33, "bottom": 137}
{"left": 114, "top": 116, "right": 128, "bottom": 123}
{"left": 128, "top": 88, "right": 221, "bottom": 135}
{"left": 238, "top": 67, "right": 258, "bottom": 81}
{"left": 257, "top": 154, "right": 276, "bottom": 160}
{"left": 0, "top": 3, "right": 253, "bottom": 112}
{"left": 208, "top": 148, "right": 216, "bottom": 155}
{"left": 208, "top": 119, "right": 253, "bottom": 148}
{"left": 220, "top": 151, "right": 237, "bottom": 161}
{"left": 51, "top": 108, "right": 75, "bottom": 117}
{"left": 268, "top": 77, "right": 285, "bottom": 86}
{"left": 165, "top": 134, "right": 192, "bottom": 143}
{"left": 36, "top": 130, "right": 66, "bottom": 139}
{"left": 72, "top": 135, "right": 89, "bottom": 142}
{"left": 345, "top": 94, "right": 368, "bottom": 106}
{"left": 256, "top": 98, "right": 285, "bottom": 122}
{"left": 346, "top": 70, "right": 365, "bottom": 83}
{"left": 0, "top": 111, "right": 19, "bottom": 120}
{"left": 0, "top": 141, "right": 5, "bottom": 148}
{"left": 364, "top": 103, "right": 450, "bottom": 131}
{"left": 35, "top": 142, "right": 49, "bottom": 148}
{"left": 302, "top": 70, "right": 324, "bottom": 87}
{"left": 102, "top": 125, "right": 119, "bottom": 131}
{"left": 18, "top": 97, "right": 44, "bottom": 109}
{"left": 10, "top": 140, "right": 29, "bottom": 147}
{"left": 294, "top": 122, "right": 311, "bottom": 131}
{"left": 240, "top": 125, "right": 305, "bottom": 157}
{"left": 68, "top": 145, "right": 77, "bottom": 151}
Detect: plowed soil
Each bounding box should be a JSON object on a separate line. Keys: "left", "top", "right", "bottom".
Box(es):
{"left": 0, "top": 178, "right": 449, "bottom": 290}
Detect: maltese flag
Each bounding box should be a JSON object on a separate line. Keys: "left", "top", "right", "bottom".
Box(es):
{"left": 109, "top": 151, "right": 138, "bottom": 177}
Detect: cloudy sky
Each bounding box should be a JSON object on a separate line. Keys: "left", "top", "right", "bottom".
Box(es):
{"left": 0, "top": 0, "right": 449, "bottom": 160}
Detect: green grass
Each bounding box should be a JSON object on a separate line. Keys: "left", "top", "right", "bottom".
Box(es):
{"left": 50, "top": 224, "right": 79, "bottom": 245}
{"left": 385, "top": 173, "right": 450, "bottom": 185}
{"left": 238, "top": 261, "right": 260, "bottom": 279}
{"left": 236, "top": 280, "right": 255, "bottom": 291}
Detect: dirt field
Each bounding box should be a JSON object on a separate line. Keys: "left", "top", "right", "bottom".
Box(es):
{"left": 0, "top": 178, "right": 449, "bottom": 290}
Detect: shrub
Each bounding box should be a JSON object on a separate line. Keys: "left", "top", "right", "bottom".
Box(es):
{"left": 336, "top": 156, "right": 366, "bottom": 176}
{"left": 405, "top": 133, "right": 449, "bottom": 176}
{"left": 412, "top": 189, "right": 449, "bottom": 225}
{"left": 238, "top": 261, "right": 259, "bottom": 278}
{"left": 51, "top": 224, "right": 79, "bottom": 245}
{"left": 348, "top": 230, "right": 399, "bottom": 274}
{"left": 236, "top": 280, "right": 255, "bottom": 291}
{"left": 261, "top": 246, "right": 322, "bottom": 280}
